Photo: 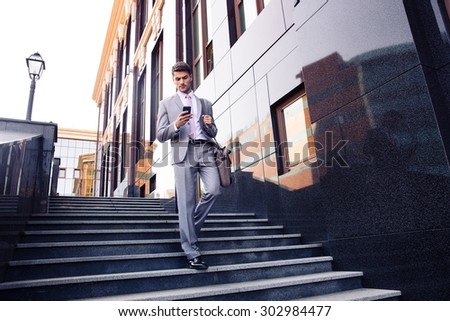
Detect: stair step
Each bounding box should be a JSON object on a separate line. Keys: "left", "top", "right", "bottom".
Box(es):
{"left": 296, "top": 288, "right": 402, "bottom": 301}
{"left": 20, "top": 225, "right": 286, "bottom": 242}
{"left": 5, "top": 244, "right": 324, "bottom": 281}
{"left": 49, "top": 200, "right": 163, "bottom": 205}
{"left": 49, "top": 200, "right": 163, "bottom": 204}
{"left": 48, "top": 203, "right": 163, "bottom": 208}
{"left": 47, "top": 209, "right": 168, "bottom": 213}
{"left": 32, "top": 213, "right": 180, "bottom": 220}
{"left": 31, "top": 213, "right": 256, "bottom": 220}
{"left": 13, "top": 234, "right": 303, "bottom": 259}
{"left": 86, "top": 271, "right": 365, "bottom": 301}
{"left": 0, "top": 259, "right": 351, "bottom": 300}
{"left": 25, "top": 219, "right": 269, "bottom": 230}
{"left": 0, "top": 196, "right": 18, "bottom": 214}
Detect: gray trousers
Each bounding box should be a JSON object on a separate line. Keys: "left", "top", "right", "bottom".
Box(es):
{"left": 173, "top": 143, "right": 221, "bottom": 259}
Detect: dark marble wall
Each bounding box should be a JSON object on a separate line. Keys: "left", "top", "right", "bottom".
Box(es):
{"left": 0, "top": 118, "right": 57, "bottom": 281}
{"left": 210, "top": 0, "right": 450, "bottom": 300}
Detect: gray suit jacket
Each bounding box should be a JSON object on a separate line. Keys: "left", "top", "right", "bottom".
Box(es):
{"left": 156, "top": 93, "right": 217, "bottom": 164}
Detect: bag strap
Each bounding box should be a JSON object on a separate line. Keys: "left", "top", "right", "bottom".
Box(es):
{"left": 198, "top": 98, "right": 228, "bottom": 152}
{"left": 198, "top": 98, "right": 220, "bottom": 147}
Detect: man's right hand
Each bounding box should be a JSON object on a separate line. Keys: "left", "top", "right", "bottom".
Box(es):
{"left": 175, "top": 111, "right": 192, "bottom": 129}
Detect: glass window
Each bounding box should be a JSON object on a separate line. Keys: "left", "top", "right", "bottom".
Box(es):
{"left": 74, "top": 169, "right": 81, "bottom": 179}
{"left": 205, "top": 0, "right": 214, "bottom": 41}
{"left": 193, "top": 4, "right": 201, "bottom": 60}
{"left": 60, "top": 139, "right": 68, "bottom": 147}
{"left": 67, "top": 147, "right": 76, "bottom": 158}
{"left": 194, "top": 62, "right": 203, "bottom": 89}
{"left": 206, "top": 41, "right": 214, "bottom": 75}
{"left": 281, "top": 96, "right": 311, "bottom": 167}
{"left": 273, "top": 90, "right": 314, "bottom": 174}
{"left": 151, "top": 36, "right": 163, "bottom": 148}
{"left": 67, "top": 158, "right": 75, "bottom": 169}
{"left": 204, "top": 0, "right": 214, "bottom": 76}
{"left": 191, "top": 0, "right": 214, "bottom": 88}
{"left": 59, "top": 168, "right": 66, "bottom": 178}
{"left": 60, "top": 157, "right": 67, "bottom": 167}
{"left": 232, "top": 0, "right": 268, "bottom": 40}
{"left": 135, "top": 0, "right": 148, "bottom": 49}
{"left": 192, "top": 1, "right": 203, "bottom": 88}
{"left": 60, "top": 146, "right": 68, "bottom": 158}
{"left": 236, "top": 0, "right": 246, "bottom": 36}
{"left": 65, "top": 180, "right": 73, "bottom": 194}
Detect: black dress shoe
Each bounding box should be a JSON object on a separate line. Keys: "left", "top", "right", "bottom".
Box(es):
{"left": 187, "top": 256, "right": 208, "bottom": 270}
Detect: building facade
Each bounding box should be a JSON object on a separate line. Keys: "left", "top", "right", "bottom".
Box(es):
{"left": 93, "top": 0, "right": 450, "bottom": 300}
{"left": 53, "top": 128, "right": 98, "bottom": 196}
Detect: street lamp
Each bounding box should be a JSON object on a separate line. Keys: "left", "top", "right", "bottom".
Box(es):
{"left": 25, "top": 52, "right": 45, "bottom": 121}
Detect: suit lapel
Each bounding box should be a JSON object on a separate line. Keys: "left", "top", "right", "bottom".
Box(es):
{"left": 173, "top": 94, "right": 184, "bottom": 111}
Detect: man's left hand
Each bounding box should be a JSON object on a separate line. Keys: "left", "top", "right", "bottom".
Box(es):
{"left": 202, "top": 115, "right": 212, "bottom": 128}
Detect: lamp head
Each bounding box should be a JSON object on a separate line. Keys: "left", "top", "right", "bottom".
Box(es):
{"left": 26, "top": 52, "right": 45, "bottom": 80}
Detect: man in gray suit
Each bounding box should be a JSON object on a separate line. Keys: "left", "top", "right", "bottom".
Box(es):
{"left": 156, "top": 62, "right": 220, "bottom": 270}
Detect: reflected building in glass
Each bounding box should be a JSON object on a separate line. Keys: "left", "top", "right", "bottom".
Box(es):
{"left": 92, "top": 0, "right": 450, "bottom": 300}
{"left": 53, "top": 128, "right": 98, "bottom": 196}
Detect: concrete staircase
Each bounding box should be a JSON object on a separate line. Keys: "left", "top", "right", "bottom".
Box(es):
{"left": 0, "top": 195, "right": 19, "bottom": 215}
{"left": 0, "top": 195, "right": 20, "bottom": 241}
{"left": 0, "top": 196, "right": 401, "bottom": 300}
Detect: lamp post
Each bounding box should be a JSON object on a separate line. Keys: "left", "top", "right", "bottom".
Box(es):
{"left": 25, "top": 52, "right": 45, "bottom": 121}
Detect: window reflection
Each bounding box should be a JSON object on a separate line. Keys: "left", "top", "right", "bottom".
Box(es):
{"left": 53, "top": 137, "right": 97, "bottom": 196}
{"left": 275, "top": 92, "right": 315, "bottom": 174}
{"left": 59, "top": 168, "right": 66, "bottom": 178}
{"left": 282, "top": 95, "right": 311, "bottom": 167}
{"left": 271, "top": 90, "right": 319, "bottom": 191}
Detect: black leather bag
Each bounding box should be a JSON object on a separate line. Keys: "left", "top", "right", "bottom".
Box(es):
{"left": 213, "top": 139, "right": 232, "bottom": 187}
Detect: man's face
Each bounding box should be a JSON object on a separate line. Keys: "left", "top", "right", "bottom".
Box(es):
{"left": 173, "top": 71, "right": 192, "bottom": 94}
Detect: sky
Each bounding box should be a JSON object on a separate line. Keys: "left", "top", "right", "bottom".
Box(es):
{"left": 0, "top": 1, "right": 114, "bottom": 131}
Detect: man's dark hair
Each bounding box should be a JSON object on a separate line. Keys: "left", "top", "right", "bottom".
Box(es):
{"left": 172, "top": 61, "right": 192, "bottom": 76}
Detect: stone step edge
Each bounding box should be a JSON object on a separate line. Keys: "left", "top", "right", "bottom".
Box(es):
{"left": 24, "top": 225, "right": 285, "bottom": 235}
{"left": 48, "top": 198, "right": 161, "bottom": 200}
{"left": 33, "top": 213, "right": 176, "bottom": 218}
{"left": 17, "top": 234, "right": 303, "bottom": 249}
{"left": 47, "top": 209, "right": 167, "bottom": 212}
{"left": 48, "top": 208, "right": 167, "bottom": 211}
{"left": 48, "top": 198, "right": 163, "bottom": 201}
{"left": 32, "top": 213, "right": 256, "bottom": 217}
{"left": 49, "top": 201, "right": 163, "bottom": 204}
{"left": 84, "top": 271, "right": 363, "bottom": 301}
{"left": 0, "top": 257, "right": 334, "bottom": 291}
{"left": 9, "top": 243, "right": 323, "bottom": 266}
{"left": 296, "top": 288, "right": 402, "bottom": 301}
{"left": 26, "top": 219, "right": 269, "bottom": 225}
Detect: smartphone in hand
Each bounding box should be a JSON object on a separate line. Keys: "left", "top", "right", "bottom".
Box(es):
{"left": 183, "top": 106, "right": 191, "bottom": 114}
